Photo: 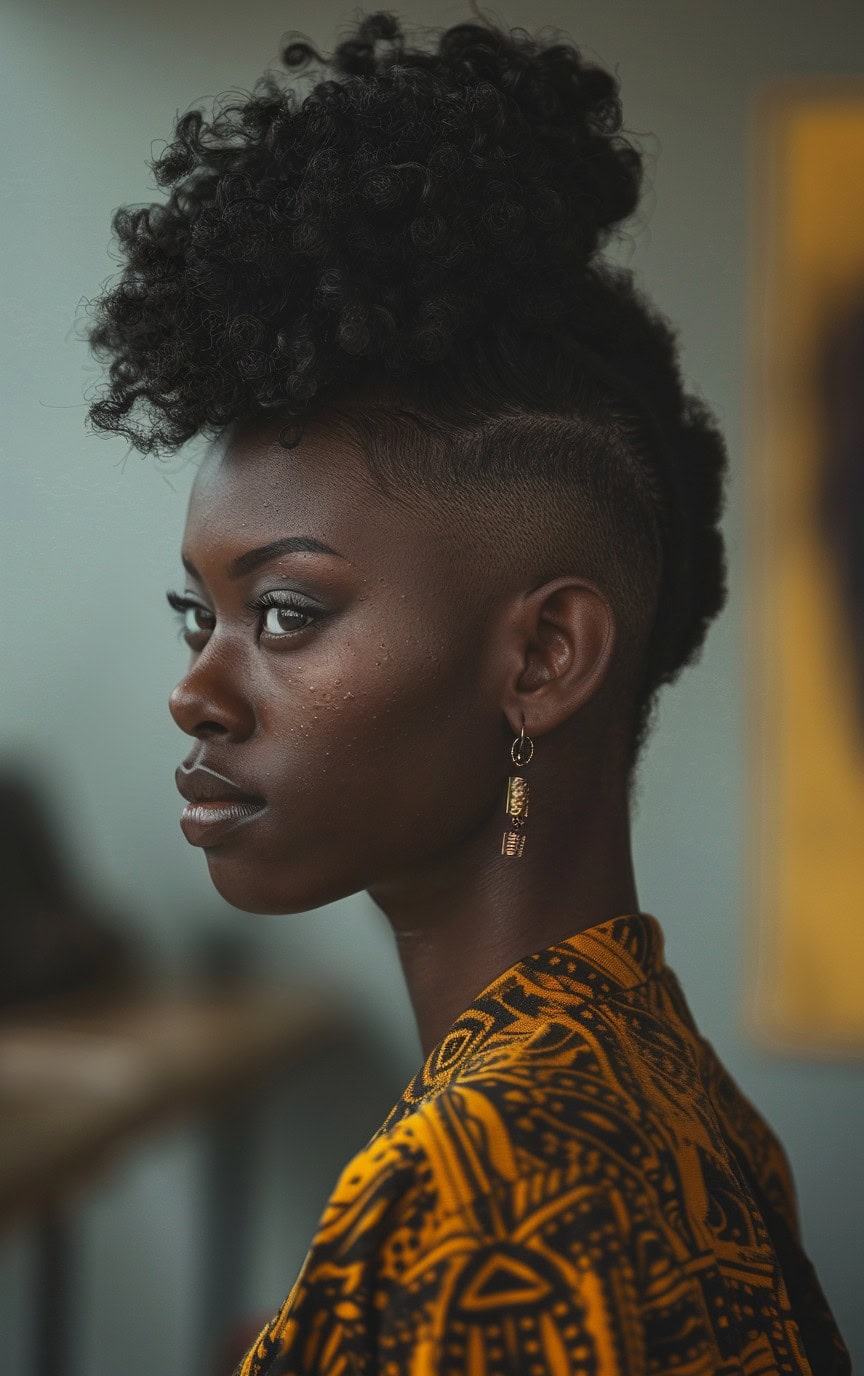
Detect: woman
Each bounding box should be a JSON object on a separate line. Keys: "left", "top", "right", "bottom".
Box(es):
{"left": 85, "top": 10, "right": 850, "bottom": 1374}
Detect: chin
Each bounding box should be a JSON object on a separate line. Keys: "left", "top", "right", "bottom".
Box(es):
{"left": 203, "top": 851, "right": 359, "bottom": 915}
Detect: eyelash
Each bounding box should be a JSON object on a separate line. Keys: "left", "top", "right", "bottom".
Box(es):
{"left": 166, "top": 589, "right": 319, "bottom": 647}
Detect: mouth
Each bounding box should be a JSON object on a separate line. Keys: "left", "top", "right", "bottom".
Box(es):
{"left": 179, "top": 798, "right": 267, "bottom": 847}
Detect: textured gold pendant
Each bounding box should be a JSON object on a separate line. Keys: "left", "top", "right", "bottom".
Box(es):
{"left": 506, "top": 775, "right": 529, "bottom": 818}
{"left": 501, "top": 773, "right": 529, "bottom": 857}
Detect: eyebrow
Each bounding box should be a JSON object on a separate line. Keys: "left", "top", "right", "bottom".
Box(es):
{"left": 182, "top": 536, "right": 347, "bottom": 583}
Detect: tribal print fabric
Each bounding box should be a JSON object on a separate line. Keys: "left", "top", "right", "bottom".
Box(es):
{"left": 236, "top": 912, "right": 849, "bottom": 1376}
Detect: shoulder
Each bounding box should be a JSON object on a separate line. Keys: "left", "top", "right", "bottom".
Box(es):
{"left": 285, "top": 1093, "right": 649, "bottom": 1376}
{"left": 285, "top": 969, "right": 798, "bottom": 1288}
{"left": 329, "top": 1002, "right": 669, "bottom": 1235}
{"left": 297, "top": 1044, "right": 642, "bottom": 1276}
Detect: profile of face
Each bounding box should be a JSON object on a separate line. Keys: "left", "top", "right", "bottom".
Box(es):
{"left": 168, "top": 414, "right": 519, "bottom": 915}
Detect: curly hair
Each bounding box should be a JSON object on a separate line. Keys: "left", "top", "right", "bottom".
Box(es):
{"left": 85, "top": 7, "right": 728, "bottom": 781}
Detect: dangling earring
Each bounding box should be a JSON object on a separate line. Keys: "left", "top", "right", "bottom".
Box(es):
{"left": 501, "top": 715, "right": 534, "bottom": 858}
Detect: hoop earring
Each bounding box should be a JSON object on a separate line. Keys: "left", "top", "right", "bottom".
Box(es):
{"left": 501, "top": 715, "right": 534, "bottom": 859}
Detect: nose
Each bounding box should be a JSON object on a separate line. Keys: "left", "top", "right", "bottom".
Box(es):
{"left": 168, "top": 648, "right": 256, "bottom": 741}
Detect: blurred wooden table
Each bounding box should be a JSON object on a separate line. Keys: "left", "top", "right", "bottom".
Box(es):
{"left": 0, "top": 978, "right": 347, "bottom": 1376}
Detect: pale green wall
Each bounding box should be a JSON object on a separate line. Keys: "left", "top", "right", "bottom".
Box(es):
{"left": 1, "top": 2, "right": 862, "bottom": 1372}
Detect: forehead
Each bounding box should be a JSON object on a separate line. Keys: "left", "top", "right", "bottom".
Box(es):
{"left": 180, "top": 407, "right": 487, "bottom": 602}
{"left": 184, "top": 415, "right": 406, "bottom": 571}
{"left": 184, "top": 418, "right": 437, "bottom": 591}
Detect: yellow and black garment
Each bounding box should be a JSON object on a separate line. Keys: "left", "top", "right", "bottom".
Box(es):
{"left": 236, "top": 912, "right": 850, "bottom": 1375}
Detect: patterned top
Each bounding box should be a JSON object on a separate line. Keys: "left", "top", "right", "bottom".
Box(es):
{"left": 236, "top": 912, "right": 850, "bottom": 1375}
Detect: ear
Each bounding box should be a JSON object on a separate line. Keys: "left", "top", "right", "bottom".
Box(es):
{"left": 502, "top": 576, "right": 617, "bottom": 737}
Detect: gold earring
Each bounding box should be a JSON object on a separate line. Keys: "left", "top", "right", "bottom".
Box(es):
{"left": 501, "top": 716, "right": 534, "bottom": 858}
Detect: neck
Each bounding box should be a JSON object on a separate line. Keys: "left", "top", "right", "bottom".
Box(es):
{"left": 367, "top": 783, "right": 639, "bottom": 1059}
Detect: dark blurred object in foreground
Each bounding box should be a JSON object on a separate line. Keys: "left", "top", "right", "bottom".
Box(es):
{"left": 0, "top": 769, "right": 144, "bottom": 1009}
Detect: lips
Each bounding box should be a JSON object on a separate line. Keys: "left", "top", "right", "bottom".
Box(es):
{"left": 175, "top": 761, "right": 266, "bottom": 847}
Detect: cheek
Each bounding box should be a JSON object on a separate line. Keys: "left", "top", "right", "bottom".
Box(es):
{"left": 261, "top": 650, "right": 454, "bottom": 809}
{"left": 198, "top": 610, "right": 500, "bottom": 912}
{"left": 298, "top": 642, "right": 492, "bottom": 802}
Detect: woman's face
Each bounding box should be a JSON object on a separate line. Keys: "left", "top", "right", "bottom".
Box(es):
{"left": 168, "top": 415, "right": 507, "bottom": 914}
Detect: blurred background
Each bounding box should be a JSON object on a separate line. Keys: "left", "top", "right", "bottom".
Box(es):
{"left": 1, "top": 2, "right": 862, "bottom": 1373}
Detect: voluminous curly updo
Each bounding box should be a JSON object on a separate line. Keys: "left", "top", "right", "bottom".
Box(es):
{"left": 85, "top": 7, "right": 728, "bottom": 782}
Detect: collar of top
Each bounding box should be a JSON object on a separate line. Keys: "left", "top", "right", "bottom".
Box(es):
{"left": 377, "top": 911, "right": 666, "bottom": 1135}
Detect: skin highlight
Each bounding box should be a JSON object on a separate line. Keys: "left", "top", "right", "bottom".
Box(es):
{"left": 168, "top": 411, "right": 640, "bottom": 1057}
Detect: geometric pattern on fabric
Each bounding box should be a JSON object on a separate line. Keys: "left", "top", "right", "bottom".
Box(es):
{"left": 234, "top": 912, "right": 850, "bottom": 1376}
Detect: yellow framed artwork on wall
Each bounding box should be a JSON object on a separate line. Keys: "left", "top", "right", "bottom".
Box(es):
{"left": 747, "top": 82, "right": 864, "bottom": 1056}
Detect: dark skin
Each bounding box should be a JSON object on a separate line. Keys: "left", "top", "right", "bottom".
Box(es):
{"left": 168, "top": 411, "right": 641, "bottom": 1058}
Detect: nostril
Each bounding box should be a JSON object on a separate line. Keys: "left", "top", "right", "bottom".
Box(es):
{"left": 168, "top": 678, "right": 255, "bottom": 742}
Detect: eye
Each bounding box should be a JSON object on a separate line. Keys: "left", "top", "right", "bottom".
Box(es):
{"left": 166, "top": 590, "right": 215, "bottom": 648}
{"left": 163, "top": 588, "right": 319, "bottom": 646}
{"left": 257, "top": 594, "right": 317, "bottom": 639}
